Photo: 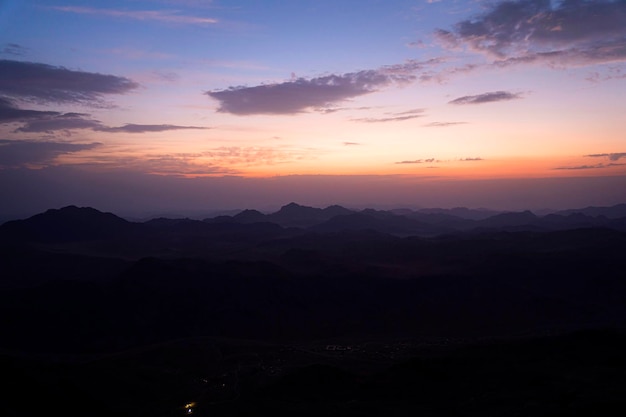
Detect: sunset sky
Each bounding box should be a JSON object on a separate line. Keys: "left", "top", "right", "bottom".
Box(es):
{"left": 1, "top": 0, "right": 625, "bottom": 216}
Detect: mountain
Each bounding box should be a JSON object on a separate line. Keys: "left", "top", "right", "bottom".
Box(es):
{"left": 311, "top": 209, "right": 443, "bottom": 236}
{"left": 417, "top": 206, "right": 501, "bottom": 220}
{"left": 0, "top": 205, "right": 135, "bottom": 242}
{"left": 265, "top": 202, "right": 339, "bottom": 227}
{"left": 232, "top": 208, "right": 267, "bottom": 223}
{"left": 475, "top": 210, "right": 539, "bottom": 229}
{"left": 2, "top": 202, "right": 626, "bottom": 417}
{"left": 554, "top": 203, "right": 626, "bottom": 219}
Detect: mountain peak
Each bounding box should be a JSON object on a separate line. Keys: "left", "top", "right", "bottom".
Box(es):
{"left": 0, "top": 205, "right": 131, "bottom": 242}
{"left": 279, "top": 202, "right": 308, "bottom": 211}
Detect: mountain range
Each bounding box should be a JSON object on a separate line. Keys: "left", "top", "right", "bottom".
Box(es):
{"left": 2, "top": 202, "right": 626, "bottom": 416}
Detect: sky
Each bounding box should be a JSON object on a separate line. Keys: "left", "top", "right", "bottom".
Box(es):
{"left": 1, "top": 0, "right": 625, "bottom": 217}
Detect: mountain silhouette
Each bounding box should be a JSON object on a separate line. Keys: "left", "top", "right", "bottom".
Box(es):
{"left": 0, "top": 205, "right": 134, "bottom": 242}
{"left": 2, "top": 202, "right": 626, "bottom": 417}
{"left": 555, "top": 203, "right": 626, "bottom": 219}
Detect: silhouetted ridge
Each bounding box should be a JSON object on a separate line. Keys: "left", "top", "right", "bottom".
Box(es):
{"left": 555, "top": 203, "right": 626, "bottom": 219}
{"left": 232, "top": 209, "right": 267, "bottom": 223}
{"left": 264, "top": 202, "right": 354, "bottom": 227}
{"left": 477, "top": 210, "right": 538, "bottom": 228}
{"left": 0, "top": 205, "right": 133, "bottom": 242}
{"left": 417, "top": 206, "right": 501, "bottom": 220}
{"left": 312, "top": 211, "right": 436, "bottom": 235}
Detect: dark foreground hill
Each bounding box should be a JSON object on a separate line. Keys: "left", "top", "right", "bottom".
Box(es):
{"left": 1, "top": 203, "right": 626, "bottom": 416}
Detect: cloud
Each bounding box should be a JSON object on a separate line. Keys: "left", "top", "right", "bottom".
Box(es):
{"left": 395, "top": 158, "right": 436, "bottom": 164}
{"left": 554, "top": 153, "right": 626, "bottom": 170}
{"left": 343, "top": 142, "right": 360, "bottom": 146}
{"left": 201, "top": 146, "right": 314, "bottom": 166}
{"left": 0, "top": 139, "right": 100, "bottom": 168}
{"left": 1, "top": 43, "right": 27, "bottom": 57}
{"left": 0, "top": 59, "right": 138, "bottom": 104}
{"left": 95, "top": 124, "right": 209, "bottom": 134}
{"left": 14, "top": 114, "right": 103, "bottom": 133}
{"left": 353, "top": 114, "right": 424, "bottom": 123}
{"left": 50, "top": 6, "right": 218, "bottom": 25}
{"left": 206, "top": 60, "right": 442, "bottom": 115}
{"left": 423, "top": 121, "right": 468, "bottom": 127}
{"left": 460, "top": 157, "right": 483, "bottom": 161}
{"left": 585, "top": 152, "right": 626, "bottom": 161}
{"left": 436, "top": 0, "right": 626, "bottom": 66}
{"left": 0, "top": 97, "right": 60, "bottom": 122}
{"left": 554, "top": 163, "right": 626, "bottom": 170}
{"left": 14, "top": 114, "right": 208, "bottom": 134}
{"left": 352, "top": 108, "right": 426, "bottom": 123}
{"left": 76, "top": 145, "right": 314, "bottom": 176}
{"left": 449, "top": 91, "right": 522, "bottom": 105}
{"left": 131, "top": 155, "right": 237, "bottom": 176}
{"left": 207, "top": 71, "right": 403, "bottom": 115}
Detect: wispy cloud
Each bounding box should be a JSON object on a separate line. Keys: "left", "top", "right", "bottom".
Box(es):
{"left": 206, "top": 59, "right": 442, "bottom": 115}
{"left": 0, "top": 90, "right": 207, "bottom": 134}
{"left": 132, "top": 155, "right": 237, "bottom": 176}
{"left": 352, "top": 108, "right": 426, "bottom": 123}
{"left": 50, "top": 6, "right": 218, "bottom": 25}
{"left": 0, "top": 59, "right": 138, "bottom": 105}
{"left": 585, "top": 152, "right": 626, "bottom": 161}
{"left": 101, "top": 145, "right": 315, "bottom": 176}
{"left": 353, "top": 115, "right": 424, "bottom": 123}
{"left": 435, "top": 0, "right": 626, "bottom": 67}
{"left": 395, "top": 158, "right": 436, "bottom": 164}
{"left": 201, "top": 146, "right": 314, "bottom": 166}
{"left": 554, "top": 163, "right": 626, "bottom": 170}
{"left": 423, "top": 121, "right": 468, "bottom": 127}
{"left": 395, "top": 156, "right": 483, "bottom": 165}
{"left": 96, "top": 124, "right": 209, "bottom": 134}
{"left": 449, "top": 91, "right": 522, "bottom": 105}
{"left": 0, "top": 139, "right": 100, "bottom": 169}
{"left": 554, "top": 153, "right": 626, "bottom": 170}
{"left": 13, "top": 112, "right": 208, "bottom": 134}
{"left": 1, "top": 43, "right": 28, "bottom": 57}
{"left": 0, "top": 97, "right": 59, "bottom": 122}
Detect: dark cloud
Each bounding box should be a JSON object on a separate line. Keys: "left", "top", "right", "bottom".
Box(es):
{"left": 207, "top": 71, "right": 398, "bottom": 115}
{"left": 2, "top": 43, "right": 28, "bottom": 57}
{"left": 206, "top": 60, "right": 443, "bottom": 115}
{"left": 0, "top": 139, "right": 100, "bottom": 168}
{"left": 449, "top": 91, "right": 522, "bottom": 105}
{"left": 423, "top": 121, "right": 468, "bottom": 127}
{"left": 0, "top": 97, "right": 60, "bottom": 122}
{"left": 436, "top": 0, "right": 626, "bottom": 66}
{"left": 14, "top": 114, "right": 103, "bottom": 133}
{"left": 0, "top": 59, "right": 139, "bottom": 104}
{"left": 10, "top": 110, "right": 207, "bottom": 134}
{"left": 585, "top": 152, "right": 626, "bottom": 161}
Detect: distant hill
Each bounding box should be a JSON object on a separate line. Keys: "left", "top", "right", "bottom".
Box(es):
{"left": 416, "top": 206, "right": 501, "bottom": 220}
{"left": 0, "top": 205, "right": 135, "bottom": 242}
{"left": 554, "top": 203, "right": 626, "bottom": 219}
{"left": 206, "top": 202, "right": 356, "bottom": 228}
